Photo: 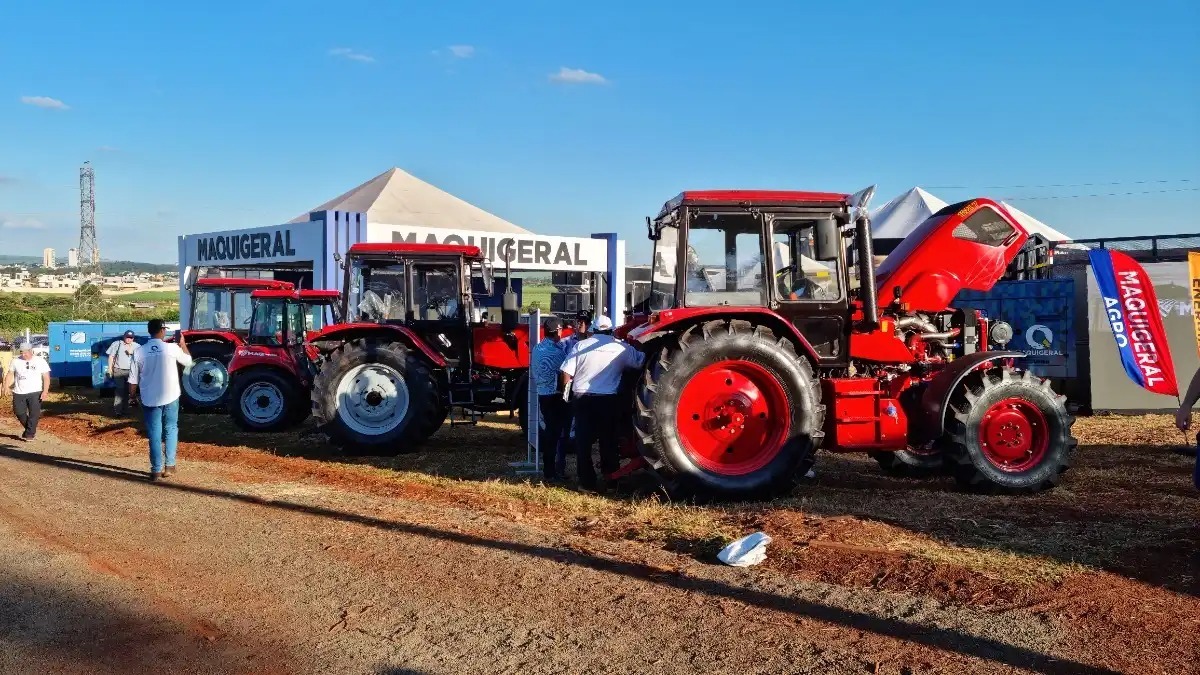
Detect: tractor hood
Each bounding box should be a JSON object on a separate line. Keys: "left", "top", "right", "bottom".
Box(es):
{"left": 873, "top": 198, "right": 1029, "bottom": 312}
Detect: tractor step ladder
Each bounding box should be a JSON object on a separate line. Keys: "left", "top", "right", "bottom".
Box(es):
{"left": 447, "top": 367, "right": 480, "bottom": 426}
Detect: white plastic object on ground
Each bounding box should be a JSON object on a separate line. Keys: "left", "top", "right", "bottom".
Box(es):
{"left": 717, "top": 531, "right": 772, "bottom": 567}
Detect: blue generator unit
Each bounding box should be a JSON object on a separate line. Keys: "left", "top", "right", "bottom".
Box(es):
{"left": 46, "top": 321, "right": 155, "bottom": 387}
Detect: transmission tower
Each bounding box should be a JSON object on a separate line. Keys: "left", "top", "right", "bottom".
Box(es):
{"left": 75, "top": 161, "right": 106, "bottom": 317}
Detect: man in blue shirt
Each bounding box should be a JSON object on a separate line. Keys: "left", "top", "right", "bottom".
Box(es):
{"left": 531, "top": 316, "right": 570, "bottom": 482}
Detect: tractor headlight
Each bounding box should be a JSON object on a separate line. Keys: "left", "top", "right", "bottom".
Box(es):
{"left": 989, "top": 320, "right": 1014, "bottom": 347}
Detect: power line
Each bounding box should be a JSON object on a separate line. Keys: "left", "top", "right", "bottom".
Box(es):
{"left": 927, "top": 178, "right": 1193, "bottom": 190}
{"left": 1000, "top": 187, "right": 1200, "bottom": 201}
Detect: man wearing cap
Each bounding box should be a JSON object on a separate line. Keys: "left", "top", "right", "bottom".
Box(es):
{"left": 106, "top": 330, "right": 142, "bottom": 416}
{"left": 128, "top": 319, "right": 192, "bottom": 481}
{"left": 3, "top": 341, "right": 51, "bottom": 441}
{"left": 530, "top": 316, "right": 570, "bottom": 482}
{"left": 559, "top": 315, "right": 646, "bottom": 491}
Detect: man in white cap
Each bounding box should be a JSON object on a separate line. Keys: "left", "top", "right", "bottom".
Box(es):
{"left": 106, "top": 330, "right": 142, "bottom": 416}
{"left": 559, "top": 314, "right": 645, "bottom": 491}
{"left": 3, "top": 341, "right": 51, "bottom": 441}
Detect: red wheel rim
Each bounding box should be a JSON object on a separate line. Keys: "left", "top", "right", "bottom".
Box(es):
{"left": 675, "top": 360, "right": 791, "bottom": 476}
{"left": 977, "top": 397, "right": 1049, "bottom": 472}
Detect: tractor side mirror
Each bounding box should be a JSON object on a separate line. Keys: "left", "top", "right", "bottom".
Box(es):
{"left": 646, "top": 216, "right": 660, "bottom": 241}
{"left": 481, "top": 260, "right": 495, "bottom": 295}
{"left": 814, "top": 217, "right": 840, "bottom": 261}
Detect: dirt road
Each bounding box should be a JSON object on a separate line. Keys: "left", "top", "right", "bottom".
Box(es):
{"left": 0, "top": 424, "right": 1130, "bottom": 675}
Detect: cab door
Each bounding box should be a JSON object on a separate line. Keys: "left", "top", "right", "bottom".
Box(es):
{"left": 767, "top": 216, "right": 850, "bottom": 365}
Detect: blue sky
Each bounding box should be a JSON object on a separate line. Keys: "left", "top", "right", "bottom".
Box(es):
{"left": 1, "top": 0, "right": 1197, "bottom": 263}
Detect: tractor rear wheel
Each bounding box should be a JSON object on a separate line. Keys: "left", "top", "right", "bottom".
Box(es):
{"left": 635, "top": 320, "right": 824, "bottom": 501}
{"left": 230, "top": 369, "right": 303, "bottom": 432}
{"left": 944, "top": 367, "right": 1076, "bottom": 494}
{"left": 180, "top": 342, "right": 233, "bottom": 412}
{"left": 311, "top": 339, "right": 441, "bottom": 455}
{"left": 869, "top": 447, "right": 946, "bottom": 477}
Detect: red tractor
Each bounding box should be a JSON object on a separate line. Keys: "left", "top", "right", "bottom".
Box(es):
{"left": 179, "top": 276, "right": 295, "bottom": 411}
{"left": 615, "top": 188, "right": 1077, "bottom": 500}
{"left": 226, "top": 288, "right": 343, "bottom": 431}
{"left": 225, "top": 243, "right": 548, "bottom": 453}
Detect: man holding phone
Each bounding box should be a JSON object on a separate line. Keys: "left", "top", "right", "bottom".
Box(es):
{"left": 128, "top": 320, "right": 192, "bottom": 481}
{"left": 106, "top": 330, "right": 141, "bottom": 416}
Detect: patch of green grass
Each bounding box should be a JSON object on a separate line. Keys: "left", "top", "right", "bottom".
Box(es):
{"left": 112, "top": 289, "right": 178, "bottom": 303}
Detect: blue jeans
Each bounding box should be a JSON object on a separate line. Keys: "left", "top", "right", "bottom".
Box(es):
{"left": 143, "top": 398, "right": 180, "bottom": 474}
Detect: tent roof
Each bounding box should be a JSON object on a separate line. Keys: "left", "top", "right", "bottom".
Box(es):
{"left": 998, "top": 201, "right": 1071, "bottom": 242}
{"left": 869, "top": 187, "right": 948, "bottom": 240}
{"left": 291, "top": 167, "right": 530, "bottom": 234}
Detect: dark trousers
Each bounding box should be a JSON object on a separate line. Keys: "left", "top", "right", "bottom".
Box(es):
{"left": 573, "top": 394, "right": 620, "bottom": 488}
{"left": 112, "top": 369, "right": 131, "bottom": 415}
{"left": 13, "top": 392, "right": 42, "bottom": 439}
{"left": 538, "top": 394, "right": 569, "bottom": 480}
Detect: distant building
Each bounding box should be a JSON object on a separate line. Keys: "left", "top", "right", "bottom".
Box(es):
{"left": 42, "top": 248, "right": 56, "bottom": 269}
{"left": 68, "top": 248, "right": 78, "bottom": 268}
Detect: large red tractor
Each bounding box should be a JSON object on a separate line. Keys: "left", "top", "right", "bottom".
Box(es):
{"left": 179, "top": 276, "right": 295, "bottom": 411}
{"left": 615, "top": 188, "right": 1077, "bottom": 500}
{"left": 226, "top": 288, "right": 342, "bottom": 431}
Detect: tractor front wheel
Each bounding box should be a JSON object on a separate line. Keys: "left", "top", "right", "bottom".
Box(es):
{"left": 229, "top": 369, "right": 304, "bottom": 432}
{"left": 635, "top": 319, "right": 824, "bottom": 501}
{"left": 180, "top": 342, "right": 233, "bottom": 412}
{"left": 944, "top": 367, "right": 1076, "bottom": 494}
{"left": 311, "top": 339, "right": 440, "bottom": 455}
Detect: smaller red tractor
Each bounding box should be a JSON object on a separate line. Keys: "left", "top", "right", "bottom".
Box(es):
{"left": 226, "top": 288, "right": 342, "bottom": 431}
{"left": 613, "top": 187, "right": 1078, "bottom": 501}
{"left": 224, "top": 242, "right": 560, "bottom": 452}
{"left": 179, "top": 276, "right": 295, "bottom": 411}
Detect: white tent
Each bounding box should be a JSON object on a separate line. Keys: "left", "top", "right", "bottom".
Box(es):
{"left": 291, "top": 167, "right": 530, "bottom": 234}
{"left": 870, "top": 187, "right": 948, "bottom": 240}
{"left": 998, "top": 201, "right": 1072, "bottom": 243}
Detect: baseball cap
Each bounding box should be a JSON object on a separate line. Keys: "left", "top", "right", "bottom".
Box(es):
{"left": 591, "top": 315, "right": 613, "bottom": 331}
{"left": 122, "top": 330, "right": 136, "bottom": 338}
{"left": 543, "top": 316, "right": 562, "bottom": 332}
{"left": 17, "top": 341, "right": 32, "bottom": 351}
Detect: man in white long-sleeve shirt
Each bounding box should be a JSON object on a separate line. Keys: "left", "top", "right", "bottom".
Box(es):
{"left": 128, "top": 319, "right": 192, "bottom": 481}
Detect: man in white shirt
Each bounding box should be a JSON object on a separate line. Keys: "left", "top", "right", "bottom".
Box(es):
{"left": 106, "top": 330, "right": 142, "bottom": 416}
{"left": 559, "top": 315, "right": 646, "bottom": 491}
{"left": 128, "top": 319, "right": 193, "bottom": 481}
{"left": 3, "top": 341, "right": 51, "bottom": 441}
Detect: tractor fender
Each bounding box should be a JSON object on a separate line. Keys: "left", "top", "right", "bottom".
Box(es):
{"left": 181, "top": 330, "right": 243, "bottom": 347}
{"left": 624, "top": 306, "right": 820, "bottom": 363}
{"left": 227, "top": 347, "right": 300, "bottom": 378}
{"left": 309, "top": 323, "right": 448, "bottom": 368}
{"left": 912, "top": 350, "right": 1026, "bottom": 444}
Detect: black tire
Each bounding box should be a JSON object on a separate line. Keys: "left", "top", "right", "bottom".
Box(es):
{"left": 229, "top": 369, "right": 303, "bottom": 432}
{"left": 869, "top": 447, "right": 946, "bottom": 477}
{"left": 310, "top": 339, "right": 441, "bottom": 455}
{"left": 180, "top": 342, "right": 233, "bottom": 413}
{"left": 944, "top": 367, "right": 1077, "bottom": 494}
{"left": 634, "top": 319, "right": 824, "bottom": 501}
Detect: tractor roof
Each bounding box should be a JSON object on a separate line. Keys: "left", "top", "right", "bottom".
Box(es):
{"left": 659, "top": 190, "right": 851, "bottom": 217}
{"left": 348, "top": 242, "right": 484, "bottom": 259}
{"left": 250, "top": 288, "right": 341, "bottom": 301}
{"left": 195, "top": 278, "right": 294, "bottom": 290}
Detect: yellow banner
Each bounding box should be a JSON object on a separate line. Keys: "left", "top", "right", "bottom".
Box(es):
{"left": 1189, "top": 251, "right": 1200, "bottom": 358}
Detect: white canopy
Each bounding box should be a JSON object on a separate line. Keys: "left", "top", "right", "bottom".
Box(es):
{"left": 291, "top": 167, "right": 530, "bottom": 234}
{"left": 870, "top": 187, "right": 948, "bottom": 240}
{"left": 998, "top": 201, "right": 1072, "bottom": 242}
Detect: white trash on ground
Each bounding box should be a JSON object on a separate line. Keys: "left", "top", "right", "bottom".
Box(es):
{"left": 717, "top": 532, "right": 772, "bottom": 567}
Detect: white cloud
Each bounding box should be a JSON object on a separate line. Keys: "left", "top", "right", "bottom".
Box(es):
{"left": 20, "top": 95, "right": 69, "bottom": 110}
{"left": 448, "top": 45, "right": 475, "bottom": 59}
{"left": 0, "top": 216, "right": 45, "bottom": 229}
{"left": 328, "top": 47, "right": 375, "bottom": 63}
{"left": 548, "top": 67, "right": 608, "bottom": 85}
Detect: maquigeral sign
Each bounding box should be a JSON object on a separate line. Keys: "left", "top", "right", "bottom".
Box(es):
{"left": 370, "top": 224, "right": 611, "bottom": 272}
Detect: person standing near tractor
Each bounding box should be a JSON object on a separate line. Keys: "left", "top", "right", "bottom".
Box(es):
{"left": 2, "top": 341, "right": 51, "bottom": 441}
{"left": 106, "top": 330, "right": 141, "bottom": 416}
{"left": 531, "top": 316, "right": 571, "bottom": 483}
{"left": 559, "top": 315, "right": 646, "bottom": 492}
{"left": 128, "top": 320, "right": 192, "bottom": 481}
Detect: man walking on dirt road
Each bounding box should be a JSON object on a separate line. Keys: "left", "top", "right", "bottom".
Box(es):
{"left": 106, "top": 330, "right": 141, "bottom": 416}
{"left": 2, "top": 341, "right": 51, "bottom": 441}
{"left": 559, "top": 315, "right": 645, "bottom": 492}
{"left": 128, "top": 320, "right": 192, "bottom": 481}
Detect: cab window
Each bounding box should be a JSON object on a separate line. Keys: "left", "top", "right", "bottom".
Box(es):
{"left": 285, "top": 301, "right": 307, "bottom": 344}
{"left": 684, "top": 213, "right": 767, "bottom": 307}
{"left": 249, "top": 300, "right": 285, "bottom": 346}
{"left": 952, "top": 207, "right": 1016, "bottom": 246}
{"left": 414, "top": 264, "right": 462, "bottom": 320}
{"left": 772, "top": 220, "right": 842, "bottom": 302}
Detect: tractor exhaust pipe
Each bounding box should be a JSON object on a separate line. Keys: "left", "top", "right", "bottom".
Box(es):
{"left": 855, "top": 215, "right": 878, "bottom": 329}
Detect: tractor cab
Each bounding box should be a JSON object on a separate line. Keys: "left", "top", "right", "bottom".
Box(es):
{"left": 187, "top": 277, "right": 295, "bottom": 334}
{"left": 245, "top": 288, "right": 343, "bottom": 348}
{"left": 638, "top": 190, "right": 858, "bottom": 364}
